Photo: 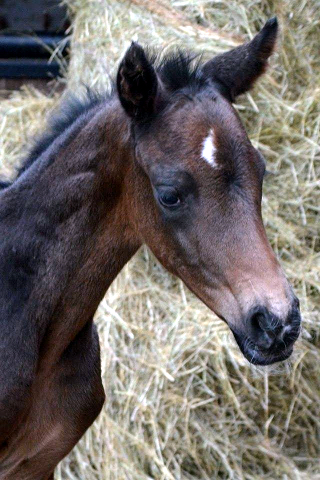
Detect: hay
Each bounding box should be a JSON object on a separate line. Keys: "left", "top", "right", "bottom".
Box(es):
{"left": 0, "top": 0, "right": 319, "bottom": 478}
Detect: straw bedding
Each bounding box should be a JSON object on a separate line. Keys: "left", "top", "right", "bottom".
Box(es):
{"left": 0, "top": 1, "right": 319, "bottom": 478}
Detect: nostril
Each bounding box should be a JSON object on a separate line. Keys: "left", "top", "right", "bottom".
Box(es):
{"left": 251, "top": 309, "right": 276, "bottom": 333}
{"left": 249, "top": 308, "right": 280, "bottom": 351}
{"left": 255, "top": 312, "right": 271, "bottom": 332}
{"left": 251, "top": 310, "right": 266, "bottom": 330}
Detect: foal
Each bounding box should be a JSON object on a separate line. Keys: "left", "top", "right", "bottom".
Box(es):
{"left": 0, "top": 18, "right": 300, "bottom": 479}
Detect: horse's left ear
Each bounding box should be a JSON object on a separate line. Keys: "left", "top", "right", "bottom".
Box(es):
{"left": 202, "top": 17, "right": 278, "bottom": 102}
{"left": 117, "top": 42, "right": 159, "bottom": 120}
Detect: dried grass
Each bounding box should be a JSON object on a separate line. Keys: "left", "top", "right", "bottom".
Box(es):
{"left": 0, "top": 0, "right": 319, "bottom": 478}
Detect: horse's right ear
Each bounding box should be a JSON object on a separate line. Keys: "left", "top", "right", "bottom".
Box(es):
{"left": 117, "top": 42, "right": 158, "bottom": 120}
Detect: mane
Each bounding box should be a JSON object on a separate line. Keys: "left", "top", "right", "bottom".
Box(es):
{"left": 0, "top": 50, "right": 205, "bottom": 191}
{"left": 0, "top": 89, "right": 110, "bottom": 190}
{"left": 17, "top": 90, "right": 110, "bottom": 179}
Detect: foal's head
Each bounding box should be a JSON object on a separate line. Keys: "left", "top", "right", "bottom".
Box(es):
{"left": 117, "top": 18, "right": 301, "bottom": 365}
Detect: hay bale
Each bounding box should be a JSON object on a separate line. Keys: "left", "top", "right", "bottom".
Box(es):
{"left": 0, "top": 0, "right": 319, "bottom": 478}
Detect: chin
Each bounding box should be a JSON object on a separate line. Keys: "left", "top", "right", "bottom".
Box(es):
{"left": 232, "top": 331, "right": 294, "bottom": 366}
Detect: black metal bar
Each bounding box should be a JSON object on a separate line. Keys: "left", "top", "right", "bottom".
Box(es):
{"left": 0, "top": 34, "right": 68, "bottom": 58}
{"left": 0, "top": 59, "right": 60, "bottom": 78}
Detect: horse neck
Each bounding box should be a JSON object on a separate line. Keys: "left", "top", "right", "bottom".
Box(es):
{"left": 1, "top": 98, "right": 141, "bottom": 357}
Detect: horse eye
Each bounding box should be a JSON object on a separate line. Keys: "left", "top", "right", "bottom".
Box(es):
{"left": 157, "top": 189, "right": 181, "bottom": 208}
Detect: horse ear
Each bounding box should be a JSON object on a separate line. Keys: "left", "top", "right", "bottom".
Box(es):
{"left": 202, "top": 17, "right": 278, "bottom": 102}
{"left": 117, "top": 42, "right": 158, "bottom": 120}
